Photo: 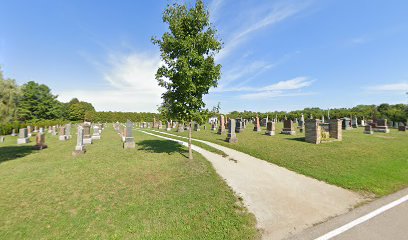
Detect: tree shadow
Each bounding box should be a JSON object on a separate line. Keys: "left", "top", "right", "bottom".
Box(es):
{"left": 0, "top": 145, "right": 37, "bottom": 164}
{"left": 137, "top": 140, "right": 188, "bottom": 158}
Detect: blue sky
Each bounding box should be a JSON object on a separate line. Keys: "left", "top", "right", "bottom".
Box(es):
{"left": 1, "top": 0, "right": 408, "bottom": 113}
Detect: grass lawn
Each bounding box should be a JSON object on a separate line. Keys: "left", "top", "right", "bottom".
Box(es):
{"left": 0, "top": 127, "right": 258, "bottom": 239}
{"left": 154, "top": 123, "right": 408, "bottom": 197}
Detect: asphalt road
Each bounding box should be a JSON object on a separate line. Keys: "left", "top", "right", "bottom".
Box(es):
{"left": 287, "top": 188, "right": 408, "bottom": 240}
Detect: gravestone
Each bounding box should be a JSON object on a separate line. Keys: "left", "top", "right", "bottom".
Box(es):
{"left": 39, "top": 127, "right": 44, "bottom": 134}
{"left": 364, "top": 125, "right": 373, "bottom": 134}
{"left": 298, "top": 114, "right": 305, "bottom": 133}
{"left": 253, "top": 116, "right": 261, "bottom": 132}
{"left": 83, "top": 124, "right": 93, "bottom": 144}
{"left": 166, "top": 121, "right": 172, "bottom": 131}
{"left": 92, "top": 125, "right": 101, "bottom": 140}
{"left": 11, "top": 129, "right": 17, "bottom": 136}
{"left": 373, "top": 119, "right": 390, "bottom": 133}
{"left": 123, "top": 120, "right": 135, "bottom": 149}
{"left": 194, "top": 122, "right": 200, "bottom": 131}
{"left": 266, "top": 121, "right": 275, "bottom": 136}
{"left": 177, "top": 123, "right": 185, "bottom": 132}
{"left": 341, "top": 118, "right": 352, "bottom": 130}
{"left": 34, "top": 126, "right": 38, "bottom": 133}
{"left": 211, "top": 122, "right": 217, "bottom": 131}
{"left": 398, "top": 125, "right": 406, "bottom": 132}
{"left": 48, "top": 126, "right": 52, "bottom": 133}
{"left": 72, "top": 126, "right": 86, "bottom": 156}
{"left": 226, "top": 119, "right": 238, "bottom": 143}
{"left": 235, "top": 119, "right": 244, "bottom": 133}
{"left": 281, "top": 120, "right": 296, "bottom": 135}
{"left": 59, "top": 127, "right": 67, "bottom": 141}
{"left": 393, "top": 121, "right": 399, "bottom": 129}
{"left": 360, "top": 119, "right": 366, "bottom": 127}
{"left": 352, "top": 117, "right": 358, "bottom": 128}
{"left": 52, "top": 126, "right": 57, "bottom": 136}
{"left": 27, "top": 126, "right": 32, "bottom": 137}
{"left": 0, "top": 136, "right": 5, "bottom": 143}
{"left": 34, "top": 132, "right": 47, "bottom": 150}
{"left": 218, "top": 115, "right": 226, "bottom": 134}
{"left": 305, "top": 119, "right": 321, "bottom": 144}
{"left": 65, "top": 124, "right": 72, "bottom": 139}
{"left": 17, "top": 128, "right": 30, "bottom": 144}
{"left": 329, "top": 119, "right": 342, "bottom": 140}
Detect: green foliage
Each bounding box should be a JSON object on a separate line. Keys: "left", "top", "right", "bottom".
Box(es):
{"left": 152, "top": 0, "right": 222, "bottom": 122}
{"left": 0, "top": 68, "right": 20, "bottom": 124}
{"left": 67, "top": 101, "right": 95, "bottom": 121}
{"left": 17, "top": 81, "right": 63, "bottom": 121}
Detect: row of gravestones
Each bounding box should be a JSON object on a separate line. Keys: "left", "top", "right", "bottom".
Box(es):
{"left": 113, "top": 120, "right": 135, "bottom": 149}
{"left": 72, "top": 123, "right": 105, "bottom": 156}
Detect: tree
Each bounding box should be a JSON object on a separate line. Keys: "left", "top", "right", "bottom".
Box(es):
{"left": 17, "top": 81, "right": 63, "bottom": 121}
{"left": 0, "top": 68, "right": 20, "bottom": 124}
{"left": 152, "top": 0, "right": 222, "bottom": 160}
{"left": 67, "top": 101, "right": 95, "bottom": 121}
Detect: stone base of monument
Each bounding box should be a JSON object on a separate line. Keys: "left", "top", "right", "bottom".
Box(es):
{"left": 253, "top": 127, "right": 261, "bottom": 132}
{"left": 83, "top": 138, "right": 93, "bottom": 145}
{"left": 281, "top": 130, "right": 296, "bottom": 135}
{"left": 177, "top": 128, "right": 184, "bottom": 132}
{"left": 226, "top": 134, "right": 238, "bottom": 143}
{"left": 236, "top": 128, "right": 244, "bottom": 133}
{"left": 92, "top": 135, "right": 101, "bottom": 140}
{"left": 398, "top": 126, "right": 406, "bottom": 132}
{"left": 72, "top": 145, "right": 86, "bottom": 156}
{"left": 123, "top": 138, "right": 135, "bottom": 149}
{"left": 11, "top": 133, "right": 17, "bottom": 136}
{"left": 266, "top": 130, "right": 275, "bottom": 136}
{"left": 166, "top": 128, "right": 171, "bottom": 131}
{"left": 59, "top": 135, "right": 67, "bottom": 141}
{"left": 17, "top": 138, "right": 30, "bottom": 144}
{"left": 373, "top": 127, "right": 390, "bottom": 133}
{"left": 34, "top": 144, "right": 48, "bottom": 150}
{"left": 343, "top": 126, "right": 352, "bottom": 130}
{"left": 364, "top": 130, "right": 373, "bottom": 134}
{"left": 28, "top": 134, "right": 32, "bottom": 137}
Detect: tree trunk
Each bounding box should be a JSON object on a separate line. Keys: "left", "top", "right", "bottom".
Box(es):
{"left": 188, "top": 121, "right": 193, "bottom": 160}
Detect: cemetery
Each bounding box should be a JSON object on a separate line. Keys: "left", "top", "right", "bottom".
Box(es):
{"left": 1, "top": 0, "right": 408, "bottom": 239}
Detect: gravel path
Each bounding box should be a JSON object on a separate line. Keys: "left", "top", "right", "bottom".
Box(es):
{"left": 140, "top": 130, "right": 365, "bottom": 240}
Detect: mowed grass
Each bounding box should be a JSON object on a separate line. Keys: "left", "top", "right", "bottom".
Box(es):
{"left": 0, "top": 127, "right": 258, "bottom": 239}
{"left": 155, "top": 123, "right": 408, "bottom": 197}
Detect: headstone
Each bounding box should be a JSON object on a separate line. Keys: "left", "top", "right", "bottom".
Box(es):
{"left": 211, "top": 122, "right": 217, "bottom": 131}
{"left": 218, "top": 115, "right": 226, "bottom": 134}
{"left": 65, "top": 124, "right": 72, "bottom": 139}
{"left": 72, "top": 126, "right": 86, "bottom": 156}
{"left": 17, "top": 128, "right": 30, "bottom": 144}
{"left": 305, "top": 119, "right": 321, "bottom": 144}
{"left": 11, "top": 129, "right": 17, "bottom": 136}
{"left": 329, "top": 119, "right": 342, "bottom": 140}
{"left": 266, "top": 121, "right": 275, "bottom": 136}
{"left": 123, "top": 120, "right": 135, "bottom": 149}
{"left": 226, "top": 119, "right": 238, "bottom": 143}
{"left": 34, "top": 132, "right": 47, "bottom": 150}
{"left": 352, "top": 117, "right": 358, "bottom": 128}
{"left": 0, "top": 136, "right": 5, "bottom": 143}
{"left": 235, "top": 119, "right": 244, "bottom": 133}
{"left": 166, "top": 121, "right": 172, "bottom": 131}
{"left": 92, "top": 125, "right": 101, "bottom": 140}
{"left": 27, "top": 126, "right": 32, "bottom": 137}
{"left": 48, "top": 126, "right": 52, "bottom": 133}
{"left": 39, "top": 127, "right": 44, "bottom": 134}
{"left": 253, "top": 116, "right": 261, "bottom": 132}
{"left": 59, "top": 127, "right": 67, "bottom": 141}
{"left": 398, "top": 125, "right": 406, "bottom": 132}
{"left": 83, "top": 124, "right": 93, "bottom": 144}
{"left": 341, "top": 118, "right": 352, "bottom": 130}
{"left": 364, "top": 125, "right": 373, "bottom": 134}
{"left": 298, "top": 114, "right": 305, "bottom": 133}
{"left": 281, "top": 120, "right": 296, "bottom": 135}
{"left": 52, "top": 126, "right": 57, "bottom": 136}
{"left": 373, "top": 119, "right": 390, "bottom": 133}
{"left": 33, "top": 126, "right": 38, "bottom": 133}
{"left": 393, "top": 121, "right": 399, "bottom": 129}
{"left": 177, "top": 123, "right": 185, "bottom": 132}
{"left": 194, "top": 122, "right": 200, "bottom": 131}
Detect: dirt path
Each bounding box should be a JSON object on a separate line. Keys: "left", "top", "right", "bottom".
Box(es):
{"left": 140, "top": 130, "right": 365, "bottom": 240}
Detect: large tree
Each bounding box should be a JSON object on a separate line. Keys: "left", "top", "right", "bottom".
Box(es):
{"left": 0, "top": 68, "right": 20, "bottom": 124}
{"left": 152, "top": 0, "right": 222, "bottom": 159}
{"left": 67, "top": 101, "right": 95, "bottom": 121}
{"left": 17, "top": 81, "right": 63, "bottom": 121}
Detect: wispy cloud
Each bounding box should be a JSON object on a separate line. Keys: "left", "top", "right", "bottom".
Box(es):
{"left": 213, "top": 76, "right": 315, "bottom": 100}
{"left": 58, "top": 50, "right": 164, "bottom": 112}
{"left": 209, "top": 0, "right": 226, "bottom": 22}
{"left": 366, "top": 82, "right": 408, "bottom": 92}
{"left": 217, "top": 1, "right": 311, "bottom": 61}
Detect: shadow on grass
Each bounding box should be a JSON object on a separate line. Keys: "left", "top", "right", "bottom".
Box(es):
{"left": 286, "top": 137, "right": 306, "bottom": 142}
{"left": 138, "top": 140, "right": 189, "bottom": 158}
{"left": 0, "top": 145, "right": 37, "bottom": 164}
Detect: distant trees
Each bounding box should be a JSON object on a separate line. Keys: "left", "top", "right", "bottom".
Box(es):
{"left": 0, "top": 69, "right": 20, "bottom": 124}
{"left": 67, "top": 100, "right": 95, "bottom": 121}
{"left": 152, "top": 0, "right": 222, "bottom": 159}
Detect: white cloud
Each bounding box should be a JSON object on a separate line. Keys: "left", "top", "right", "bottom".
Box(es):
{"left": 217, "top": 2, "right": 310, "bottom": 61}
{"left": 58, "top": 51, "right": 164, "bottom": 112}
{"left": 261, "top": 76, "right": 313, "bottom": 91}
{"left": 209, "top": 0, "right": 226, "bottom": 22}
{"left": 219, "top": 61, "right": 275, "bottom": 87}
{"left": 367, "top": 82, "right": 408, "bottom": 92}
{"left": 240, "top": 91, "right": 314, "bottom": 100}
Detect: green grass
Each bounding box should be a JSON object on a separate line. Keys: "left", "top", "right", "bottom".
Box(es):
{"left": 142, "top": 129, "right": 228, "bottom": 157}
{"left": 155, "top": 123, "right": 408, "bottom": 197}
{"left": 0, "top": 127, "right": 258, "bottom": 239}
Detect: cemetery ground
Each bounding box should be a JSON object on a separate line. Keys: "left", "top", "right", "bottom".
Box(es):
{"left": 149, "top": 123, "right": 408, "bottom": 197}
{"left": 0, "top": 127, "right": 258, "bottom": 239}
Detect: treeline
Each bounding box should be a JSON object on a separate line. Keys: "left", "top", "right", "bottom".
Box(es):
{"left": 227, "top": 104, "right": 408, "bottom": 122}
{"left": 85, "top": 111, "right": 161, "bottom": 123}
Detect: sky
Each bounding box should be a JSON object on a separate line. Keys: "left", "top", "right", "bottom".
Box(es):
{"left": 1, "top": 0, "right": 408, "bottom": 113}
